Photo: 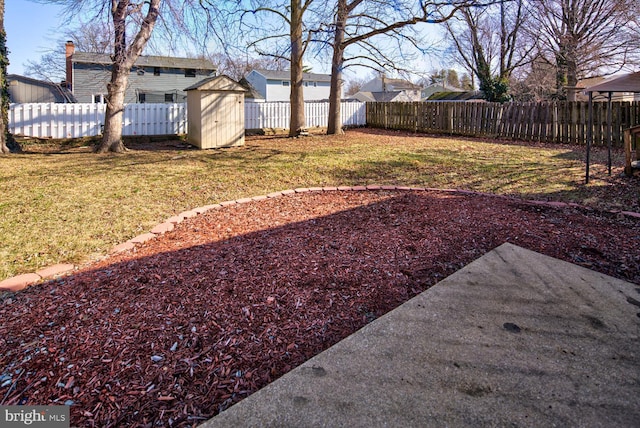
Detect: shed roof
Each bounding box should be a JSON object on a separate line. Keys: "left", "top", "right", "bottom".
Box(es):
{"left": 584, "top": 72, "right": 640, "bottom": 93}
{"left": 72, "top": 52, "right": 216, "bottom": 70}
{"left": 184, "top": 75, "right": 247, "bottom": 92}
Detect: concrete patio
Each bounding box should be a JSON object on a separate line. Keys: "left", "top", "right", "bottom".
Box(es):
{"left": 202, "top": 243, "right": 640, "bottom": 427}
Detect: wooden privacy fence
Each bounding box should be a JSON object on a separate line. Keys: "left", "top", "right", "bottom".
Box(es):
{"left": 367, "top": 101, "right": 640, "bottom": 147}
{"left": 9, "top": 101, "right": 366, "bottom": 139}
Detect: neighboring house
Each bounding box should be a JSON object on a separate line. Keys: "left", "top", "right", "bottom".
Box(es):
{"left": 245, "top": 69, "right": 332, "bottom": 101}
{"left": 351, "top": 91, "right": 415, "bottom": 103}
{"left": 8, "top": 74, "right": 76, "bottom": 103}
{"left": 358, "top": 75, "right": 423, "bottom": 102}
{"left": 65, "top": 41, "right": 216, "bottom": 104}
{"left": 239, "top": 77, "right": 265, "bottom": 103}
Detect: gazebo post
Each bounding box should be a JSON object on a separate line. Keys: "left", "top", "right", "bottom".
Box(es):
{"left": 583, "top": 71, "right": 640, "bottom": 181}
{"left": 586, "top": 91, "right": 593, "bottom": 184}
{"left": 607, "top": 92, "right": 612, "bottom": 175}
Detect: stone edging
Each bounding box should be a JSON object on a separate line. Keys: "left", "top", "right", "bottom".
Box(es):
{"left": 2, "top": 185, "right": 639, "bottom": 293}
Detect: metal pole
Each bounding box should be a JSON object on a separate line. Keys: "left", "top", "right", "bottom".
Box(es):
{"left": 586, "top": 91, "right": 592, "bottom": 184}
{"left": 607, "top": 92, "right": 612, "bottom": 175}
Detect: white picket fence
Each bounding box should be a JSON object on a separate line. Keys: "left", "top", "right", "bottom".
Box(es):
{"left": 8, "top": 101, "right": 366, "bottom": 139}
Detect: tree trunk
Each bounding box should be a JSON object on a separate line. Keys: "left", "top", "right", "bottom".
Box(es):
{"left": 565, "top": 44, "right": 578, "bottom": 96}
{"left": 97, "top": 65, "right": 128, "bottom": 153}
{"left": 289, "top": 0, "right": 305, "bottom": 137}
{"left": 555, "top": 51, "right": 567, "bottom": 99}
{"left": 0, "top": 0, "right": 9, "bottom": 154}
{"left": 327, "top": 0, "right": 347, "bottom": 135}
{"left": 96, "top": 0, "right": 160, "bottom": 153}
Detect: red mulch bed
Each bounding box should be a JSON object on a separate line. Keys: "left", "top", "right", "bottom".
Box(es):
{"left": 1, "top": 190, "right": 639, "bottom": 427}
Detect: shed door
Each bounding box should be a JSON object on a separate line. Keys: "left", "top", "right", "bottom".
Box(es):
{"left": 202, "top": 92, "right": 244, "bottom": 148}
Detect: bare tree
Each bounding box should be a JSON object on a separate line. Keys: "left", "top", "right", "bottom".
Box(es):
{"left": 209, "top": 53, "right": 287, "bottom": 81}
{"left": 44, "top": 0, "right": 223, "bottom": 153}
{"left": 443, "top": 0, "right": 533, "bottom": 102}
{"left": 459, "top": 72, "right": 474, "bottom": 90}
{"left": 326, "top": 0, "right": 477, "bottom": 134}
{"left": 509, "top": 54, "right": 556, "bottom": 101}
{"left": 24, "top": 52, "right": 67, "bottom": 83}
{"left": 95, "top": 0, "right": 162, "bottom": 153}
{"left": 288, "top": 0, "right": 310, "bottom": 136}
{"left": 344, "top": 76, "right": 367, "bottom": 96}
{"left": 242, "top": 0, "right": 324, "bottom": 137}
{"left": 24, "top": 21, "right": 115, "bottom": 83}
{"left": 528, "top": 0, "right": 640, "bottom": 100}
{"left": 0, "top": 0, "right": 8, "bottom": 154}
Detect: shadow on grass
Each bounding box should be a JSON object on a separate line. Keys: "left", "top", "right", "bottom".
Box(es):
{"left": 10, "top": 129, "right": 636, "bottom": 212}
{"left": 1, "top": 191, "right": 638, "bottom": 426}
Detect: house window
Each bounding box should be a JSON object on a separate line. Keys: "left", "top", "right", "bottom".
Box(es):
{"left": 313, "top": 81, "right": 317, "bottom": 87}
{"left": 185, "top": 68, "right": 196, "bottom": 77}
{"left": 93, "top": 94, "right": 106, "bottom": 104}
{"left": 154, "top": 67, "right": 161, "bottom": 76}
{"left": 282, "top": 81, "right": 290, "bottom": 87}
{"left": 138, "top": 93, "right": 146, "bottom": 103}
{"left": 164, "top": 93, "right": 176, "bottom": 102}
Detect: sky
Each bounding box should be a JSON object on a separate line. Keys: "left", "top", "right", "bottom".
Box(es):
{"left": 4, "top": 0, "right": 447, "bottom": 82}
{"left": 6, "top": 0, "right": 68, "bottom": 76}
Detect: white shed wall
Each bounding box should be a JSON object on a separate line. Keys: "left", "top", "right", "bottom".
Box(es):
{"left": 197, "top": 92, "right": 245, "bottom": 149}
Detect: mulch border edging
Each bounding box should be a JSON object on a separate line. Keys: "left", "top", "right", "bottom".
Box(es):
{"left": 2, "top": 185, "right": 639, "bottom": 293}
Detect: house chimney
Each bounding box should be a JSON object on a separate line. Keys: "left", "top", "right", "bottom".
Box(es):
{"left": 65, "top": 41, "right": 75, "bottom": 91}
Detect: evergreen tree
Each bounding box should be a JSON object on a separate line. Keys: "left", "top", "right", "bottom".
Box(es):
{"left": 0, "top": 0, "right": 11, "bottom": 154}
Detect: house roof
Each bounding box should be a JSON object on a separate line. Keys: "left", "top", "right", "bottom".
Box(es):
{"left": 352, "top": 91, "right": 404, "bottom": 102}
{"left": 72, "top": 52, "right": 216, "bottom": 70}
{"left": 382, "top": 77, "right": 422, "bottom": 91}
{"left": 584, "top": 72, "right": 640, "bottom": 93}
{"left": 427, "top": 91, "right": 485, "bottom": 101}
{"left": 351, "top": 91, "right": 376, "bottom": 102}
{"left": 251, "top": 69, "right": 331, "bottom": 82}
{"left": 184, "top": 75, "right": 247, "bottom": 92}
{"left": 371, "top": 91, "right": 404, "bottom": 102}
{"left": 423, "top": 82, "right": 465, "bottom": 92}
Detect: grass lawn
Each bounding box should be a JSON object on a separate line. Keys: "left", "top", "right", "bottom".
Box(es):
{"left": 0, "top": 128, "right": 637, "bottom": 281}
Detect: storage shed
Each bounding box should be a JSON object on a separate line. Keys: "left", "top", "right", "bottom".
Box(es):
{"left": 185, "top": 76, "right": 247, "bottom": 149}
